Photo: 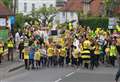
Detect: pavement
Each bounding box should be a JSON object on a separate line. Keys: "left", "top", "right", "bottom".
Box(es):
{"left": 0, "top": 65, "right": 119, "bottom": 82}
{"left": 0, "top": 49, "right": 24, "bottom": 80}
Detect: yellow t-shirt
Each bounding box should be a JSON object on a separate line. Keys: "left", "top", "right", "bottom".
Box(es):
{"left": 60, "top": 48, "right": 66, "bottom": 57}
{"left": 34, "top": 51, "right": 41, "bottom": 60}
{"left": 47, "top": 47, "right": 53, "bottom": 57}
{"left": 8, "top": 41, "right": 14, "bottom": 48}
{"left": 0, "top": 47, "right": 3, "bottom": 54}
{"left": 73, "top": 49, "right": 79, "bottom": 58}
{"left": 22, "top": 49, "right": 29, "bottom": 59}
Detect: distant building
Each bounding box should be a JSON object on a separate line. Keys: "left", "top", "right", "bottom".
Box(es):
{"left": 56, "top": 0, "right": 65, "bottom": 8}
{"left": 56, "top": 0, "right": 104, "bottom": 25}
{"left": 17, "top": 0, "right": 56, "bottom": 15}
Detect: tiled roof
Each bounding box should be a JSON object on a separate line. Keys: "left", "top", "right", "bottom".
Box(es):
{"left": 0, "top": 1, "right": 13, "bottom": 16}
{"left": 60, "top": 0, "right": 83, "bottom": 12}
{"left": 114, "top": 7, "right": 120, "bottom": 14}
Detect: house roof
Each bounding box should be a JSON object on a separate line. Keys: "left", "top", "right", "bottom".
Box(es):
{"left": 114, "top": 7, "right": 120, "bottom": 14}
{"left": 0, "top": 1, "right": 14, "bottom": 16}
{"left": 60, "top": 0, "right": 83, "bottom": 12}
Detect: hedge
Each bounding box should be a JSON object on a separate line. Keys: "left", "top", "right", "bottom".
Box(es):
{"left": 79, "top": 17, "right": 109, "bottom": 30}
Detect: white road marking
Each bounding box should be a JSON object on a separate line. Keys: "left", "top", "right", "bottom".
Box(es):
{"left": 54, "top": 78, "right": 62, "bottom": 82}
{"left": 65, "top": 71, "right": 75, "bottom": 77}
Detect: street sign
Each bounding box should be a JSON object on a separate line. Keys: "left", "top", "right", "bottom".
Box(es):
{"left": 0, "top": 18, "right": 6, "bottom": 27}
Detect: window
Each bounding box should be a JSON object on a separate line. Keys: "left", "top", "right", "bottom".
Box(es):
{"left": 43, "top": 4, "right": 46, "bottom": 7}
{"left": 62, "top": 12, "right": 65, "bottom": 17}
{"left": 50, "top": 4, "right": 53, "bottom": 7}
{"left": 32, "top": 3, "right": 35, "bottom": 10}
{"left": 24, "top": 3, "right": 27, "bottom": 12}
{"left": 70, "top": 12, "right": 74, "bottom": 17}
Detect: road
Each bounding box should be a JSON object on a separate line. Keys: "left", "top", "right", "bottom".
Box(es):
{"left": 1, "top": 65, "right": 118, "bottom": 82}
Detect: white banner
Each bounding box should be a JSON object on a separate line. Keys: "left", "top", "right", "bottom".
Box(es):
{"left": 108, "top": 17, "right": 117, "bottom": 29}
{"left": 0, "top": 18, "right": 6, "bottom": 26}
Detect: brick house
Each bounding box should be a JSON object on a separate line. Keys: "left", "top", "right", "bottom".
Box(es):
{"left": 57, "top": 0, "right": 104, "bottom": 25}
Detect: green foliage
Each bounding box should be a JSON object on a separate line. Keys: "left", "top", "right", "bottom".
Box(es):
{"left": 31, "top": 6, "right": 57, "bottom": 25}
{"left": 2, "top": 0, "right": 12, "bottom": 8}
{"left": 79, "top": 17, "right": 109, "bottom": 30}
{"left": 14, "top": 13, "right": 25, "bottom": 30}
{"left": 103, "top": 0, "right": 120, "bottom": 16}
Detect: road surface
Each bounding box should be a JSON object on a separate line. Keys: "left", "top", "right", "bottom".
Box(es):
{"left": 1, "top": 65, "right": 118, "bottom": 82}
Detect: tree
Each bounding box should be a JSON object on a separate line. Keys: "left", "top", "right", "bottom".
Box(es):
{"left": 103, "top": 0, "right": 120, "bottom": 16}
{"left": 30, "top": 6, "right": 57, "bottom": 27}
{"left": 2, "top": 0, "right": 12, "bottom": 9}
{"left": 14, "top": 13, "right": 25, "bottom": 30}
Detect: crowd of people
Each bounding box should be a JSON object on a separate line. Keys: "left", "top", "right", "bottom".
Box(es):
{"left": 0, "top": 23, "right": 120, "bottom": 72}
{"left": 13, "top": 24, "right": 120, "bottom": 70}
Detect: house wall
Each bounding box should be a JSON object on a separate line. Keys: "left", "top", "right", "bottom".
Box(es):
{"left": 57, "top": 12, "right": 78, "bottom": 26}
{"left": 90, "top": 0, "right": 102, "bottom": 16}
{"left": 17, "top": 0, "right": 56, "bottom": 15}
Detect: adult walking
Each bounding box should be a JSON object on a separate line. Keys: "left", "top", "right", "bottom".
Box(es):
{"left": 0, "top": 40, "right": 3, "bottom": 64}
{"left": 7, "top": 38, "right": 14, "bottom": 61}
{"left": 115, "top": 37, "right": 120, "bottom": 82}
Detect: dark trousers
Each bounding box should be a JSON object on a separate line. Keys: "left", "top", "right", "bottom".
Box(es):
{"left": 53, "top": 56, "right": 58, "bottom": 66}
{"left": 109, "top": 56, "right": 116, "bottom": 67}
{"left": 59, "top": 56, "right": 64, "bottom": 67}
{"left": 42, "top": 57, "right": 47, "bottom": 67}
{"left": 8, "top": 48, "right": 13, "bottom": 61}
{"left": 78, "top": 57, "right": 83, "bottom": 66}
{"left": 82, "top": 59, "right": 90, "bottom": 69}
{"left": 90, "top": 55, "right": 96, "bottom": 70}
{"left": 66, "top": 56, "right": 70, "bottom": 65}
{"left": 47, "top": 56, "right": 53, "bottom": 67}
{"left": 95, "top": 55, "right": 100, "bottom": 67}
{"left": 73, "top": 58, "right": 78, "bottom": 66}
{"left": 0, "top": 54, "right": 2, "bottom": 64}
{"left": 29, "top": 59, "right": 34, "bottom": 69}
{"left": 24, "top": 59, "right": 29, "bottom": 69}
{"left": 36, "top": 60, "right": 40, "bottom": 69}
{"left": 90, "top": 59, "right": 95, "bottom": 70}
{"left": 115, "top": 68, "right": 120, "bottom": 82}
{"left": 19, "top": 50, "right": 23, "bottom": 59}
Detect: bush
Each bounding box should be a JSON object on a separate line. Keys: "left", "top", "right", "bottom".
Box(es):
{"left": 79, "top": 17, "right": 109, "bottom": 30}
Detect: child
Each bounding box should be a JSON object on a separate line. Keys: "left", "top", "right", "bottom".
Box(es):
{"left": 22, "top": 47, "right": 30, "bottom": 70}
{"left": 109, "top": 43, "right": 117, "bottom": 67}
{"left": 29, "top": 47, "right": 35, "bottom": 69}
{"left": 34, "top": 48, "right": 41, "bottom": 69}
{"left": 47, "top": 45, "right": 54, "bottom": 67}
{"left": 59, "top": 47, "right": 66, "bottom": 67}
{"left": 72, "top": 46, "right": 79, "bottom": 68}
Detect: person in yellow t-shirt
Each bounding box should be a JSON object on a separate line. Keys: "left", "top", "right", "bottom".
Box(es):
{"left": 22, "top": 47, "right": 29, "bottom": 70}
{"left": 34, "top": 49, "right": 41, "bottom": 69}
{"left": 0, "top": 41, "right": 3, "bottom": 64}
{"left": 109, "top": 43, "right": 117, "bottom": 67}
{"left": 94, "top": 43, "right": 100, "bottom": 67}
{"left": 72, "top": 46, "right": 79, "bottom": 67}
{"left": 7, "top": 38, "right": 14, "bottom": 61}
{"left": 52, "top": 45, "right": 59, "bottom": 67}
{"left": 47, "top": 45, "right": 54, "bottom": 67}
{"left": 59, "top": 47, "right": 66, "bottom": 67}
